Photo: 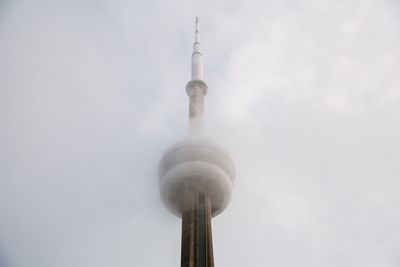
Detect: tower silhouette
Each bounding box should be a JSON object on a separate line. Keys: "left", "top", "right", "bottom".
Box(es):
{"left": 159, "top": 18, "right": 235, "bottom": 267}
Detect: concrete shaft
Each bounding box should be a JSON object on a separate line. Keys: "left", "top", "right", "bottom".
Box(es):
{"left": 191, "top": 48, "right": 203, "bottom": 80}
{"left": 186, "top": 80, "right": 208, "bottom": 133}
{"left": 181, "top": 188, "right": 214, "bottom": 267}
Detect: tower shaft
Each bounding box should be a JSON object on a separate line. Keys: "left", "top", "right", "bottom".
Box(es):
{"left": 181, "top": 188, "right": 214, "bottom": 267}
{"left": 187, "top": 81, "right": 206, "bottom": 133}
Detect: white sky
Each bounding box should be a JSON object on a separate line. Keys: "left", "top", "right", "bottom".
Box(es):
{"left": 1, "top": 0, "right": 400, "bottom": 266}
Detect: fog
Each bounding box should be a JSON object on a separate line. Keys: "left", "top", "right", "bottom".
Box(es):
{"left": 1, "top": 0, "right": 400, "bottom": 266}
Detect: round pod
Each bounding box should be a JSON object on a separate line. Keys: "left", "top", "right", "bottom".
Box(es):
{"left": 159, "top": 137, "right": 235, "bottom": 217}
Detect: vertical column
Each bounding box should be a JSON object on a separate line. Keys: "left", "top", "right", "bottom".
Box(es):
{"left": 197, "top": 193, "right": 206, "bottom": 267}
{"left": 188, "top": 86, "right": 205, "bottom": 132}
{"left": 205, "top": 194, "right": 214, "bottom": 267}
{"left": 191, "top": 47, "right": 203, "bottom": 80}
{"left": 181, "top": 189, "right": 214, "bottom": 267}
{"left": 181, "top": 188, "right": 195, "bottom": 267}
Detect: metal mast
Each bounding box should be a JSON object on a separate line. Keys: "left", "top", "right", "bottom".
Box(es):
{"left": 187, "top": 17, "right": 207, "bottom": 134}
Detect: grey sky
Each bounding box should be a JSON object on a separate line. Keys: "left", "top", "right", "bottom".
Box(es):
{"left": 1, "top": 0, "right": 400, "bottom": 266}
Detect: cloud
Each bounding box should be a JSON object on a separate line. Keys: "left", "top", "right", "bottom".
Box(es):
{"left": 1, "top": 0, "right": 399, "bottom": 266}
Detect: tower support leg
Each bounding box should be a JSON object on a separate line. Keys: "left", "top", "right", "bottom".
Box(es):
{"left": 181, "top": 189, "right": 214, "bottom": 267}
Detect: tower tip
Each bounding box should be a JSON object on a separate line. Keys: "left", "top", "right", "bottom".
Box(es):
{"left": 195, "top": 17, "right": 199, "bottom": 43}
{"left": 191, "top": 16, "right": 203, "bottom": 80}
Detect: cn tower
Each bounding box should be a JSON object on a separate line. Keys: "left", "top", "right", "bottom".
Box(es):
{"left": 158, "top": 18, "right": 235, "bottom": 267}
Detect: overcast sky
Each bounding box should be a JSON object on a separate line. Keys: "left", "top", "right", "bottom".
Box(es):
{"left": 1, "top": 0, "right": 400, "bottom": 266}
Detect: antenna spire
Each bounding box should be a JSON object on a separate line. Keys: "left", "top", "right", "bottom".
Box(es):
{"left": 191, "top": 17, "right": 203, "bottom": 80}
{"left": 195, "top": 17, "right": 199, "bottom": 43}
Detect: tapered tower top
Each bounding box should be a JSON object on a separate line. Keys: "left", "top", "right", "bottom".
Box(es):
{"left": 191, "top": 17, "right": 203, "bottom": 81}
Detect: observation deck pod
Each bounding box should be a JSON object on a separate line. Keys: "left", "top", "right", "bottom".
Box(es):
{"left": 159, "top": 137, "right": 235, "bottom": 218}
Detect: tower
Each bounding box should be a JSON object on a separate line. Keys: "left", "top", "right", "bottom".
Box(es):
{"left": 159, "top": 18, "right": 235, "bottom": 267}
